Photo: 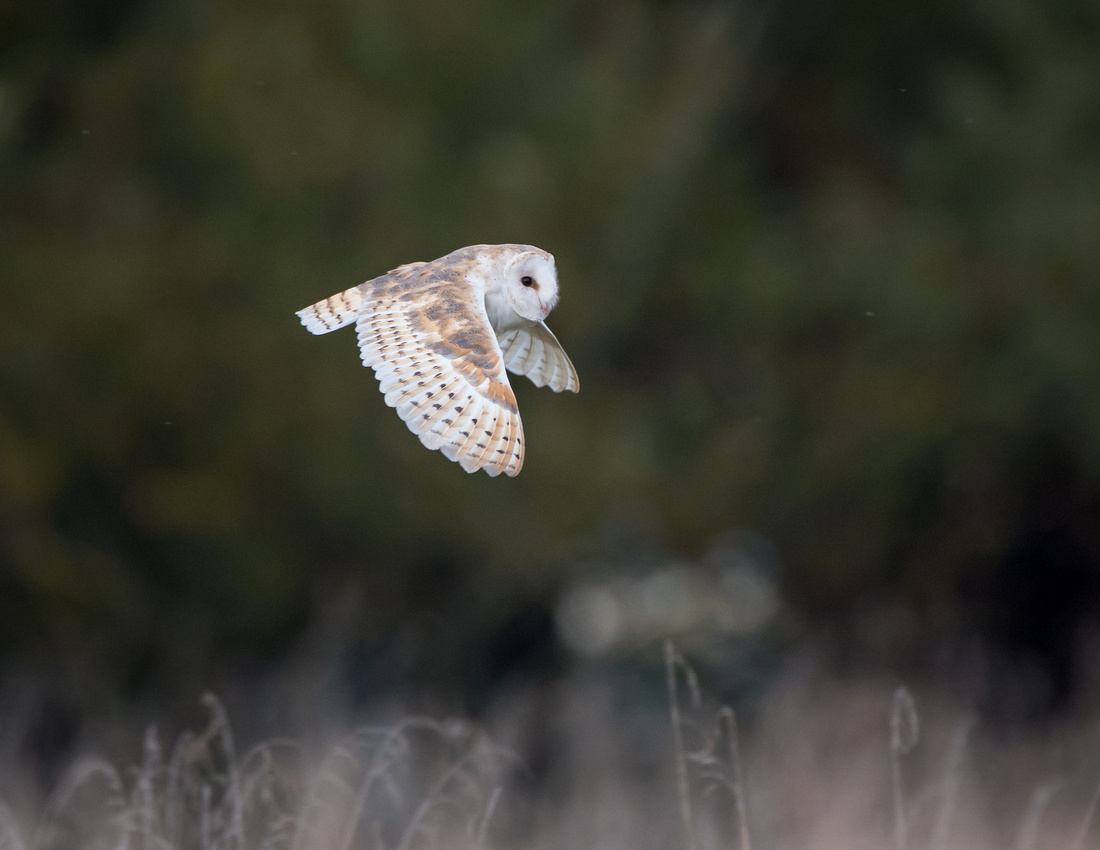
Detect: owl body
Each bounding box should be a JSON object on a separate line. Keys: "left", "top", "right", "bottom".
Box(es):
{"left": 297, "top": 244, "right": 578, "bottom": 477}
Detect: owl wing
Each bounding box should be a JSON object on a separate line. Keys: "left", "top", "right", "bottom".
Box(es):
{"left": 498, "top": 321, "right": 580, "bottom": 393}
{"left": 295, "top": 263, "right": 429, "bottom": 334}
{"left": 355, "top": 263, "right": 525, "bottom": 477}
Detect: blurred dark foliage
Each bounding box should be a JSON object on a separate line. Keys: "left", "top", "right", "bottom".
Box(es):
{"left": 2, "top": 0, "right": 1100, "bottom": 766}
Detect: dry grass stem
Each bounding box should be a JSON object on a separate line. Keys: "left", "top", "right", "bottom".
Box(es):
{"left": 890, "top": 687, "right": 919, "bottom": 850}
{"left": 718, "top": 708, "right": 752, "bottom": 850}
{"left": 666, "top": 641, "right": 700, "bottom": 850}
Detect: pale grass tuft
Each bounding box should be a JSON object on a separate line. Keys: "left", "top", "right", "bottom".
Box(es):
{"left": 2, "top": 697, "right": 510, "bottom": 850}
{"left": 665, "top": 641, "right": 754, "bottom": 850}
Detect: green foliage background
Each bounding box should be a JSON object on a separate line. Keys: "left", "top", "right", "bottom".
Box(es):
{"left": 1, "top": 0, "right": 1099, "bottom": 713}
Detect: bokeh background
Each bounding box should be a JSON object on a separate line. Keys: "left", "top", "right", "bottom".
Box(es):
{"left": 3, "top": 0, "right": 1100, "bottom": 811}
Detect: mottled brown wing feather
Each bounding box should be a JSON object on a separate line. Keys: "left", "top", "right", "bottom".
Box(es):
{"left": 355, "top": 262, "right": 525, "bottom": 477}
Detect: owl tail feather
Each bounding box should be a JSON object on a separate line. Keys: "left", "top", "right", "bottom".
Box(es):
{"left": 296, "top": 285, "right": 365, "bottom": 335}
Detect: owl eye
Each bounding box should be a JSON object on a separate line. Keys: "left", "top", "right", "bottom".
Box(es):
{"left": 521, "top": 276, "right": 535, "bottom": 288}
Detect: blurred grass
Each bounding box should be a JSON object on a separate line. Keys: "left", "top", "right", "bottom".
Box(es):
{"left": 6, "top": 657, "right": 1100, "bottom": 850}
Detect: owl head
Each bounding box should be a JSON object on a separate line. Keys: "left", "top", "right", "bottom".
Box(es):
{"left": 502, "top": 247, "right": 559, "bottom": 322}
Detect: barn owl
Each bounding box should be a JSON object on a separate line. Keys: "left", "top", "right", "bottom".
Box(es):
{"left": 297, "top": 244, "right": 579, "bottom": 477}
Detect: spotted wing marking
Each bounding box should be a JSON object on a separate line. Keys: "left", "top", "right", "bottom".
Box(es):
{"left": 296, "top": 285, "right": 366, "bottom": 335}
{"left": 498, "top": 321, "right": 580, "bottom": 393}
{"left": 355, "top": 263, "right": 525, "bottom": 477}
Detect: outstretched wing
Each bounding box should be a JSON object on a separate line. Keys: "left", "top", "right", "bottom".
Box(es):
{"left": 355, "top": 262, "right": 525, "bottom": 477}
{"left": 498, "top": 321, "right": 580, "bottom": 393}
